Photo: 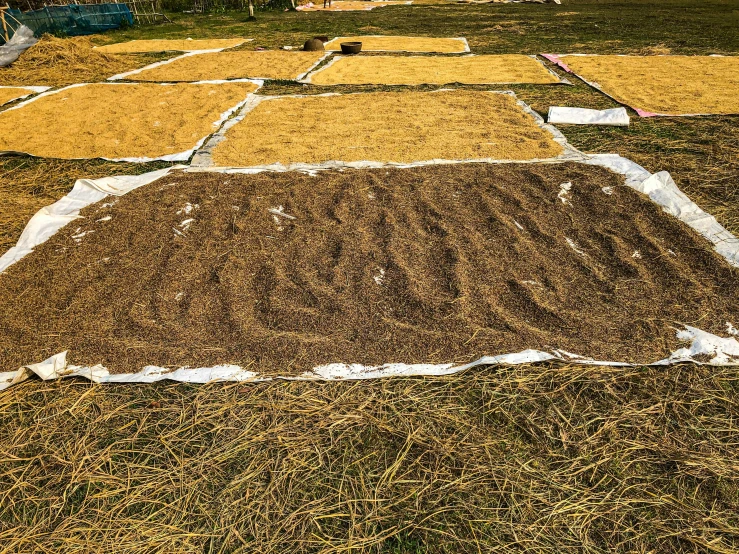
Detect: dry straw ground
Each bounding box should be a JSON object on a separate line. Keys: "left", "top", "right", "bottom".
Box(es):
{"left": 306, "top": 54, "right": 560, "bottom": 85}
{"left": 0, "top": 82, "right": 258, "bottom": 160}
{"left": 324, "top": 35, "right": 468, "bottom": 52}
{"left": 211, "top": 90, "right": 563, "bottom": 166}
{"left": 560, "top": 55, "right": 739, "bottom": 115}
{"left": 1, "top": 364, "right": 738, "bottom": 552}
{"left": 0, "top": 35, "right": 165, "bottom": 87}
{"left": 1, "top": 1, "right": 739, "bottom": 552}
{"left": 95, "top": 38, "right": 248, "bottom": 54}
{"left": 127, "top": 50, "right": 325, "bottom": 82}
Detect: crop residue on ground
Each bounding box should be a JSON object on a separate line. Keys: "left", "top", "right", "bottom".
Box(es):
{"left": 1, "top": 162, "right": 738, "bottom": 375}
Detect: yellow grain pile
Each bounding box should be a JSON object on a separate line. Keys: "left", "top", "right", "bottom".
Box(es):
{"left": 0, "top": 87, "right": 36, "bottom": 106}
{"left": 561, "top": 55, "right": 739, "bottom": 115}
{"left": 127, "top": 50, "right": 325, "bottom": 82}
{"left": 324, "top": 36, "right": 467, "bottom": 53}
{"left": 211, "top": 90, "right": 563, "bottom": 167}
{"left": 308, "top": 54, "right": 560, "bottom": 85}
{"left": 95, "top": 38, "right": 248, "bottom": 54}
{"left": 0, "top": 35, "right": 157, "bottom": 87}
{"left": 299, "top": 1, "right": 407, "bottom": 10}
{"left": 0, "top": 82, "right": 259, "bottom": 160}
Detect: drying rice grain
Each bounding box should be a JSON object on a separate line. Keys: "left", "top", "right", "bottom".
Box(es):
{"left": 211, "top": 90, "right": 563, "bottom": 167}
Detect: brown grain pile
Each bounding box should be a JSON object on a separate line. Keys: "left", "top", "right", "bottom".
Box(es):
{"left": 0, "top": 81, "right": 258, "bottom": 160}
{"left": 0, "top": 158, "right": 171, "bottom": 253}
{"left": 95, "top": 38, "right": 248, "bottom": 54}
{"left": 211, "top": 90, "right": 563, "bottom": 166}
{"left": 561, "top": 54, "right": 739, "bottom": 115}
{"left": 324, "top": 35, "right": 467, "bottom": 53}
{"left": 0, "top": 35, "right": 161, "bottom": 87}
{"left": 307, "top": 54, "right": 560, "bottom": 85}
{"left": 1, "top": 162, "right": 737, "bottom": 376}
{"left": 127, "top": 50, "right": 325, "bottom": 82}
{"left": 0, "top": 86, "right": 37, "bottom": 106}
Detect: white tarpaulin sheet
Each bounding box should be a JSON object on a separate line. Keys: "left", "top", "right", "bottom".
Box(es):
{"left": 1, "top": 123, "right": 739, "bottom": 389}
{"left": 541, "top": 53, "right": 736, "bottom": 117}
{"left": 190, "top": 90, "right": 584, "bottom": 169}
{"left": 0, "top": 85, "right": 51, "bottom": 106}
{"left": 548, "top": 106, "right": 629, "bottom": 126}
{"left": 108, "top": 51, "right": 330, "bottom": 82}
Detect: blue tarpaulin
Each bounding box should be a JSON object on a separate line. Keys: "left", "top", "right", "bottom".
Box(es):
{"left": 3, "top": 4, "right": 133, "bottom": 42}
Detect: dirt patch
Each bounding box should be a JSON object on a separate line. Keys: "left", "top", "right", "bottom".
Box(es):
{"left": 210, "top": 90, "right": 563, "bottom": 166}
{"left": 308, "top": 54, "right": 560, "bottom": 85}
{"left": 0, "top": 35, "right": 161, "bottom": 87}
{"left": 560, "top": 55, "right": 739, "bottom": 115}
{"left": 0, "top": 82, "right": 258, "bottom": 160}
{"left": 0, "top": 86, "right": 37, "bottom": 106}
{"left": 127, "top": 51, "right": 324, "bottom": 82}
{"left": 324, "top": 36, "right": 467, "bottom": 53}
{"left": 298, "top": 1, "right": 408, "bottom": 11}
{"left": 95, "top": 38, "right": 248, "bottom": 54}
{"left": 1, "top": 162, "right": 738, "bottom": 375}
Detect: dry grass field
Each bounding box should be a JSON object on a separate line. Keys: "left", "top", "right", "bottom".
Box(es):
{"left": 0, "top": 0, "right": 738, "bottom": 552}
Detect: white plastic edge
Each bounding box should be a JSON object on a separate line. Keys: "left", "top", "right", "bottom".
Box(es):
{"left": 93, "top": 38, "right": 252, "bottom": 55}
{"left": 2, "top": 324, "right": 738, "bottom": 390}
{"left": 109, "top": 50, "right": 331, "bottom": 82}
{"left": 190, "top": 90, "right": 585, "bottom": 167}
{"left": 0, "top": 80, "right": 263, "bottom": 162}
{"left": 548, "top": 106, "right": 630, "bottom": 126}
{"left": 0, "top": 85, "right": 51, "bottom": 106}
{"left": 543, "top": 53, "right": 736, "bottom": 117}
{"left": 0, "top": 165, "right": 186, "bottom": 274}
{"left": 300, "top": 54, "right": 569, "bottom": 85}
{"left": 324, "top": 35, "right": 470, "bottom": 53}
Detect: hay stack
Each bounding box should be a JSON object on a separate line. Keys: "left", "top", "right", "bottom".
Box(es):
{"left": 0, "top": 35, "right": 158, "bottom": 87}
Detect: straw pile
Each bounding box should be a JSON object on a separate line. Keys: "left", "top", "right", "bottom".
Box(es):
{"left": 325, "top": 35, "right": 467, "bottom": 53}
{"left": 0, "top": 82, "right": 258, "bottom": 160}
{"left": 2, "top": 362, "right": 739, "bottom": 552}
{"left": 307, "top": 54, "right": 560, "bottom": 85}
{"left": 211, "top": 90, "right": 563, "bottom": 166}
{"left": 2, "top": 163, "right": 738, "bottom": 376}
{"left": 0, "top": 35, "right": 161, "bottom": 87}
{"left": 95, "top": 38, "right": 248, "bottom": 54}
{"left": 560, "top": 54, "right": 739, "bottom": 115}
{"left": 127, "top": 51, "right": 325, "bottom": 82}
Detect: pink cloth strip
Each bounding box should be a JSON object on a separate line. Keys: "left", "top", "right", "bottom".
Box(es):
{"left": 541, "top": 53, "right": 572, "bottom": 73}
